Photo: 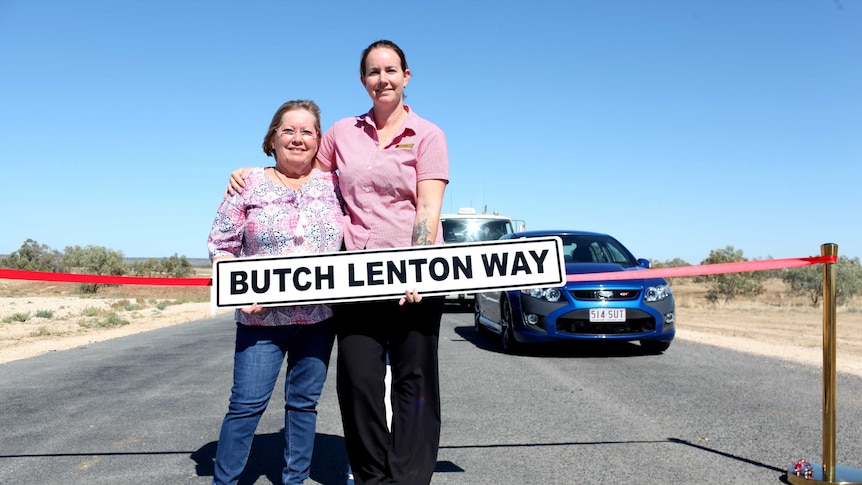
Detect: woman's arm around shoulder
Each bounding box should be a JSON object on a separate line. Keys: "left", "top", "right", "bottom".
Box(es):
{"left": 225, "top": 167, "right": 254, "bottom": 197}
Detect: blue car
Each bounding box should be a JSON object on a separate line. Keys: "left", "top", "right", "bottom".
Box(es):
{"left": 474, "top": 230, "right": 675, "bottom": 354}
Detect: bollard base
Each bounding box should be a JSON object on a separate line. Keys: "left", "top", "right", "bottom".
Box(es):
{"left": 786, "top": 464, "right": 862, "bottom": 484}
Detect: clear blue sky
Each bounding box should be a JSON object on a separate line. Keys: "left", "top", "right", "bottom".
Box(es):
{"left": 1, "top": 0, "right": 859, "bottom": 265}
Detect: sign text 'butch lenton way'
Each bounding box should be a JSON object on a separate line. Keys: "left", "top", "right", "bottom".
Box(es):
{"left": 211, "top": 237, "right": 565, "bottom": 309}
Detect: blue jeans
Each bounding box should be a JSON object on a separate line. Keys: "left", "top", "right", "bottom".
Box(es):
{"left": 213, "top": 320, "right": 334, "bottom": 485}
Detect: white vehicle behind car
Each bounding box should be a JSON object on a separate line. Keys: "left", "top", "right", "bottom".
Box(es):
{"left": 439, "top": 208, "right": 521, "bottom": 308}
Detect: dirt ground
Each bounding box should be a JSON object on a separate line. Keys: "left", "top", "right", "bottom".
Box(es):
{"left": 0, "top": 278, "right": 228, "bottom": 364}
{"left": 671, "top": 279, "right": 862, "bottom": 377}
{"left": 2, "top": 278, "right": 861, "bottom": 377}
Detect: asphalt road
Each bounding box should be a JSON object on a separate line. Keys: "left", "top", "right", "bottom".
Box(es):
{"left": 2, "top": 307, "right": 862, "bottom": 485}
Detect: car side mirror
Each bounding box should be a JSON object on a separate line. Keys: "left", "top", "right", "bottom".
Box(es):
{"left": 637, "top": 258, "right": 651, "bottom": 269}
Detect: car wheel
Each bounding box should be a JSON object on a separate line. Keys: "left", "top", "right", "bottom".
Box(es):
{"left": 641, "top": 340, "right": 671, "bottom": 354}
{"left": 500, "top": 296, "right": 519, "bottom": 353}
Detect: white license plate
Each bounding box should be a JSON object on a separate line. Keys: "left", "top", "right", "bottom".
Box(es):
{"left": 589, "top": 308, "right": 626, "bottom": 322}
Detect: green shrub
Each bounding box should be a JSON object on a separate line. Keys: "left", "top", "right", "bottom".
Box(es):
{"left": 80, "top": 306, "right": 103, "bottom": 317}
{"left": 110, "top": 299, "right": 143, "bottom": 311}
{"left": 80, "top": 313, "right": 128, "bottom": 328}
{"left": 29, "top": 327, "right": 51, "bottom": 337}
{"left": 79, "top": 283, "right": 100, "bottom": 294}
{"left": 100, "top": 314, "right": 129, "bottom": 327}
{"left": 700, "top": 246, "right": 765, "bottom": 303}
{"left": 3, "top": 312, "right": 30, "bottom": 323}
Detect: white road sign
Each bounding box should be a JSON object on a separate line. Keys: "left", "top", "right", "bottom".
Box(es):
{"left": 211, "top": 236, "right": 565, "bottom": 309}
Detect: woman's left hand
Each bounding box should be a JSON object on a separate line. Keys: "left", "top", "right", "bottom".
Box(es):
{"left": 399, "top": 288, "right": 422, "bottom": 305}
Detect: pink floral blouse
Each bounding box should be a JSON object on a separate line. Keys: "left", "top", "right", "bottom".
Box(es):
{"left": 207, "top": 167, "right": 344, "bottom": 326}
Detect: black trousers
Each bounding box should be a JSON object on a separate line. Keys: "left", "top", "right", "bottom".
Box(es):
{"left": 334, "top": 297, "right": 444, "bottom": 485}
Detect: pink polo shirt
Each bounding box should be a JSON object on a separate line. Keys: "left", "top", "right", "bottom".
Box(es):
{"left": 317, "top": 105, "right": 449, "bottom": 250}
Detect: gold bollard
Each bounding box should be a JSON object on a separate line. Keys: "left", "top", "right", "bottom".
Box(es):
{"left": 787, "top": 243, "right": 862, "bottom": 484}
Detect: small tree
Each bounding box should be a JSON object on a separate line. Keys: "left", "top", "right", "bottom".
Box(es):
{"left": 784, "top": 256, "right": 862, "bottom": 306}
{"left": 650, "top": 258, "right": 690, "bottom": 285}
{"left": 64, "top": 245, "right": 128, "bottom": 293}
{"left": 130, "top": 258, "right": 161, "bottom": 277}
{"left": 0, "top": 239, "right": 67, "bottom": 272}
{"left": 782, "top": 264, "right": 822, "bottom": 306}
{"left": 129, "top": 254, "right": 194, "bottom": 278}
{"left": 159, "top": 253, "right": 194, "bottom": 278}
{"left": 700, "top": 246, "right": 765, "bottom": 303}
{"left": 652, "top": 258, "right": 691, "bottom": 268}
{"left": 837, "top": 256, "right": 862, "bottom": 303}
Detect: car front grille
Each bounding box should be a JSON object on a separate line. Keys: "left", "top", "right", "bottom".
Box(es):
{"left": 569, "top": 289, "right": 641, "bottom": 301}
{"left": 555, "top": 308, "right": 655, "bottom": 336}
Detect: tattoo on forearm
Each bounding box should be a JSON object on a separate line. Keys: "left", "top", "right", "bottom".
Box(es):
{"left": 413, "top": 220, "right": 432, "bottom": 246}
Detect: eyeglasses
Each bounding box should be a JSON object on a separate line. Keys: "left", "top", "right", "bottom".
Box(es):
{"left": 279, "top": 128, "right": 317, "bottom": 139}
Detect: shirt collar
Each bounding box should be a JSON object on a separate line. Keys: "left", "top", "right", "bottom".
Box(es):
{"left": 359, "top": 104, "right": 415, "bottom": 131}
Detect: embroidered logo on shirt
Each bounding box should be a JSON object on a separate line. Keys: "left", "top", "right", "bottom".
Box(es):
{"left": 395, "top": 143, "right": 414, "bottom": 148}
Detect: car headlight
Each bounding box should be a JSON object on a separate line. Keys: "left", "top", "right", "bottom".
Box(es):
{"left": 644, "top": 284, "right": 672, "bottom": 302}
{"left": 521, "top": 287, "right": 563, "bottom": 302}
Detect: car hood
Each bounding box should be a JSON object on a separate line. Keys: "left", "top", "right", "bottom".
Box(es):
{"left": 565, "top": 262, "right": 642, "bottom": 274}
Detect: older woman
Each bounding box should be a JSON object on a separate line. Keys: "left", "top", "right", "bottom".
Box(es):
{"left": 208, "top": 99, "right": 343, "bottom": 485}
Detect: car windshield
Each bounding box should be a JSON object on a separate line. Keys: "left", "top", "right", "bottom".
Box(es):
{"left": 560, "top": 235, "right": 637, "bottom": 265}
{"left": 442, "top": 219, "right": 513, "bottom": 243}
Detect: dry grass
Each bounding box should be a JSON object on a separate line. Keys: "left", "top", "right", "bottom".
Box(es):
{"left": 0, "top": 268, "right": 220, "bottom": 363}
{"left": 671, "top": 278, "right": 862, "bottom": 376}
{"left": 0, "top": 267, "right": 212, "bottom": 302}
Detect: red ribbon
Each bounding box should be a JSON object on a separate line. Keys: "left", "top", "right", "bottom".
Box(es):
{"left": 0, "top": 255, "right": 837, "bottom": 286}
{"left": 566, "top": 255, "right": 836, "bottom": 283}
{"left": 0, "top": 268, "right": 211, "bottom": 286}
